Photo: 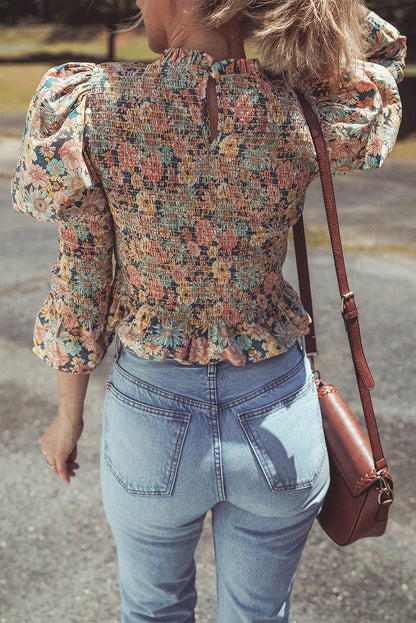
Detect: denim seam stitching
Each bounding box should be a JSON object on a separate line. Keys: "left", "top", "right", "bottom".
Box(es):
{"left": 113, "top": 360, "right": 211, "bottom": 410}
{"left": 238, "top": 376, "right": 313, "bottom": 420}
{"left": 106, "top": 382, "right": 191, "bottom": 419}
{"left": 207, "top": 364, "right": 226, "bottom": 501}
{"left": 113, "top": 355, "right": 305, "bottom": 411}
{"left": 104, "top": 387, "right": 191, "bottom": 496}
{"left": 104, "top": 459, "right": 181, "bottom": 496}
{"left": 238, "top": 378, "right": 326, "bottom": 490}
{"left": 220, "top": 358, "right": 306, "bottom": 410}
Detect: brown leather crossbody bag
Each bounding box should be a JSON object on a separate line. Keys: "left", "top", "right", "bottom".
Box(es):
{"left": 294, "top": 91, "right": 394, "bottom": 546}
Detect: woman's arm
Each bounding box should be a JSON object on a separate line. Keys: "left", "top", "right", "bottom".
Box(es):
{"left": 11, "top": 65, "right": 115, "bottom": 482}
{"left": 41, "top": 372, "right": 89, "bottom": 484}
{"left": 11, "top": 64, "right": 116, "bottom": 375}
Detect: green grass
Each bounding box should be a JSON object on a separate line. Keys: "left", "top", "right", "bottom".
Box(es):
{"left": 405, "top": 65, "right": 416, "bottom": 77}
{"left": 388, "top": 133, "right": 416, "bottom": 161}
{"left": 301, "top": 225, "right": 416, "bottom": 259}
{"left": 0, "top": 24, "right": 106, "bottom": 59}
{"left": 116, "top": 30, "right": 160, "bottom": 61}
{"left": 0, "top": 63, "right": 52, "bottom": 113}
{"left": 0, "top": 25, "right": 159, "bottom": 113}
{"left": 0, "top": 23, "right": 158, "bottom": 62}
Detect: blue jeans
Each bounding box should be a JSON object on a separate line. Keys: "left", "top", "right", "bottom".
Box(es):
{"left": 101, "top": 342, "right": 330, "bottom": 622}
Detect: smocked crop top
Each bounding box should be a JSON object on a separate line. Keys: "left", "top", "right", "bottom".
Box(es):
{"left": 11, "top": 11, "right": 406, "bottom": 372}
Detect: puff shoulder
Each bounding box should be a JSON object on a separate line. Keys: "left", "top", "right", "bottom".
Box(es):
{"left": 11, "top": 63, "right": 100, "bottom": 223}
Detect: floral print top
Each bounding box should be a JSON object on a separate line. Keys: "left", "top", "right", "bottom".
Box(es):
{"left": 11, "top": 11, "right": 405, "bottom": 373}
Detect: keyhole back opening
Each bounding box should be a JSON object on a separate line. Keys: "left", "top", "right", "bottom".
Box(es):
{"left": 206, "top": 75, "right": 219, "bottom": 145}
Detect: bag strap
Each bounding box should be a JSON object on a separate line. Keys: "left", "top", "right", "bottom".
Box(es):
{"left": 294, "top": 90, "right": 387, "bottom": 472}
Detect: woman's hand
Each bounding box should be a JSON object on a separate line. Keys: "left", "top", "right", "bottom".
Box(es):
{"left": 41, "top": 371, "right": 90, "bottom": 484}
{"left": 41, "top": 414, "right": 84, "bottom": 484}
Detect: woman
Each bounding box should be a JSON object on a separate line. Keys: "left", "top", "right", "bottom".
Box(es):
{"left": 11, "top": 0, "right": 405, "bottom": 621}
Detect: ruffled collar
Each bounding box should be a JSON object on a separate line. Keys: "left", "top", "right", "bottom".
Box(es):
{"left": 159, "top": 48, "right": 261, "bottom": 75}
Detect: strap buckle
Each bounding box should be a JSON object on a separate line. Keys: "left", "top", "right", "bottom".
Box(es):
{"left": 307, "top": 351, "right": 320, "bottom": 379}
{"left": 341, "top": 291, "right": 354, "bottom": 314}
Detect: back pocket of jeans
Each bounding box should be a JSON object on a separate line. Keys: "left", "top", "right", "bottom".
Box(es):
{"left": 238, "top": 380, "right": 326, "bottom": 492}
{"left": 104, "top": 383, "right": 191, "bottom": 495}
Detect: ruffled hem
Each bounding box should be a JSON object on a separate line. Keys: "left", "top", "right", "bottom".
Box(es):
{"left": 115, "top": 317, "right": 310, "bottom": 366}
{"left": 113, "top": 291, "right": 310, "bottom": 366}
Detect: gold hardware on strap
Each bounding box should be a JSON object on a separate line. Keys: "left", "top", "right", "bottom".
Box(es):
{"left": 341, "top": 291, "right": 354, "bottom": 313}
{"left": 377, "top": 472, "right": 394, "bottom": 505}
{"left": 306, "top": 352, "right": 320, "bottom": 379}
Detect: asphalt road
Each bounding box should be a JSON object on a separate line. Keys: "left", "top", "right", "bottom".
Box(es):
{"left": 1, "top": 148, "right": 415, "bottom": 622}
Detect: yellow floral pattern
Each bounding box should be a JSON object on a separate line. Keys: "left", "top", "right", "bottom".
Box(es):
{"left": 11, "top": 12, "right": 405, "bottom": 372}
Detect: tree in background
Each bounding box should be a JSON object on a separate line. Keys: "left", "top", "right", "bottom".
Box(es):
{"left": 47, "top": 0, "right": 138, "bottom": 60}
{"left": 0, "top": 0, "right": 139, "bottom": 60}
{"left": 49, "top": 0, "right": 138, "bottom": 61}
{"left": 0, "top": 0, "right": 39, "bottom": 24}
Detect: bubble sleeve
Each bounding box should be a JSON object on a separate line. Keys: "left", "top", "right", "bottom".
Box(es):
{"left": 11, "top": 63, "right": 116, "bottom": 374}
{"left": 297, "top": 11, "right": 407, "bottom": 178}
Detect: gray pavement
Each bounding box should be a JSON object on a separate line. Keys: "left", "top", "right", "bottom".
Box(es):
{"left": 1, "top": 130, "right": 415, "bottom": 622}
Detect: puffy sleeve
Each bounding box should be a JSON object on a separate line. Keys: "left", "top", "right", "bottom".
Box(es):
{"left": 11, "top": 63, "right": 115, "bottom": 374}
{"left": 299, "top": 11, "right": 406, "bottom": 177}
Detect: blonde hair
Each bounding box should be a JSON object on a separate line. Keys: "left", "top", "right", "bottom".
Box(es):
{"left": 198, "top": 0, "right": 366, "bottom": 82}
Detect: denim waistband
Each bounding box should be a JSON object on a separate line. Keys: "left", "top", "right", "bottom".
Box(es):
{"left": 113, "top": 341, "right": 307, "bottom": 406}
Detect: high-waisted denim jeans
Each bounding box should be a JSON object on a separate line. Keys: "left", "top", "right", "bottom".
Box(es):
{"left": 101, "top": 341, "right": 330, "bottom": 623}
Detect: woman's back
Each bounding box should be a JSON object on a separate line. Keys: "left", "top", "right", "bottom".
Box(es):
{"left": 87, "top": 50, "right": 313, "bottom": 364}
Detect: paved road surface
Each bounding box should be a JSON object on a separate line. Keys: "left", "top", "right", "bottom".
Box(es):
{"left": 0, "top": 135, "right": 415, "bottom": 622}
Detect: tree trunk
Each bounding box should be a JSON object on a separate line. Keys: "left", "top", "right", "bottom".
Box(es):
{"left": 36, "top": 0, "right": 46, "bottom": 23}
{"left": 107, "top": 27, "right": 117, "bottom": 62}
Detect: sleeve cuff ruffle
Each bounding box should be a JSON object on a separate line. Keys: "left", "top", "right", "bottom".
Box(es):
{"left": 33, "top": 301, "right": 115, "bottom": 374}
{"left": 362, "top": 11, "right": 406, "bottom": 83}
